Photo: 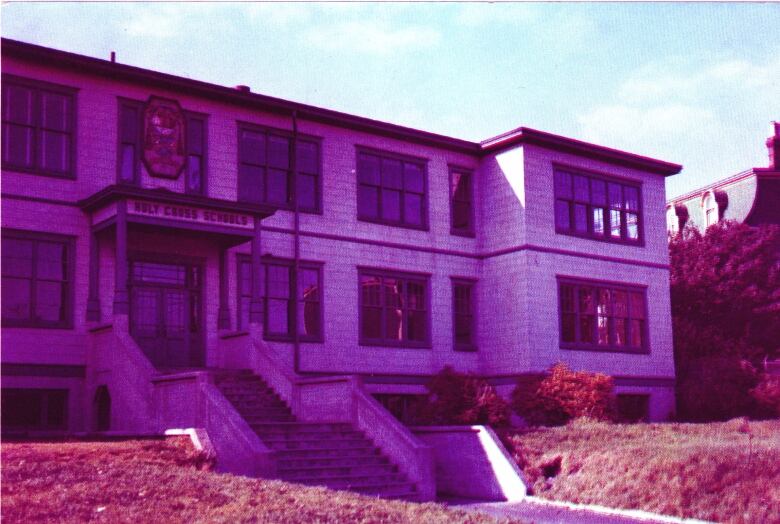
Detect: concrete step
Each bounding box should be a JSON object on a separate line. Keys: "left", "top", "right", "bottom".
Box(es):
{"left": 277, "top": 455, "right": 389, "bottom": 470}
{"left": 273, "top": 446, "right": 379, "bottom": 459}
{"left": 264, "top": 438, "right": 372, "bottom": 451}
{"left": 253, "top": 429, "right": 363, "bottom": 441}
{"left": 251, "top": 422, "right": 353, "bottom": 432}
{"left": 242, "top": 412, "right": 295, "bottom": 422}
{"left": 279, "top": 463, "right": 397, "bottom": 477}
{"left": 283, "top": 473, "right": 406, "bottom": 488}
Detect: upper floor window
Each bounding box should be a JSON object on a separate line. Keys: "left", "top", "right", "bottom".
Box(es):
{"left": 450, "top": 168, "right": 474, "bottom": 236}
{"left": 359, "top": 269, "right": 429, "bottom": 347}
{"left": 357, "top": 150, "right": 427, "bottom": 230}
{"left": 236, "top": 256, "right": 322, "bottom": 341}
{"left": 237, "top": 125, "right": 321, "bottom": 212}
{"left": 558, "top": 278, "right": 647, "bottom": 353}
{"left": 1, "top": 230, "right": 74, "bottom": 329}
{"left": 452, "top": 278, "right": 476, "bottom": 351}
{"left": 554, "top": 168, "right": 642, "bottom": 244}
{"left": 118, "top": 100, "right": 207, "bottom": 194}
{"left": 2, "top": 76, "right": 76, "bottom": 178}
{"left": 703, "top": 192, "right": 718, "bottom": 228}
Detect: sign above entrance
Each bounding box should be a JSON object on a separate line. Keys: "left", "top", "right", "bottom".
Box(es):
{"left": 128, "top": 199, "right": 254, "bottom": 231}
{"left": 143, "top": 96, "right": 186, "bottom": 179}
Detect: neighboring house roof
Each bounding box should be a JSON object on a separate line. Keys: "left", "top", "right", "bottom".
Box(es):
{"left": 1, "top": 37, "right": 682, "bottom": 177}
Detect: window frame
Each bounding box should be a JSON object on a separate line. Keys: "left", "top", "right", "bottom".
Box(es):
{"left": 2, "top": 74, "right": 78, "bottom": 180}
{"left": 449, "top": 165, "right": 475, "bottom": 237}
{"left": 116, "top": 98, "right": 143, "bottom": 185}
{"left": 236, "top": 121, "right": 323, "bottom": 214}
{"left": 1, "top": 229, "right": 75, "bottom": 329}
{"left": 557, "top": 276, "right": 649, "bottom": 354}
{"left": 355, "top": 146, "right": 429, "bottom": 231}
{"left": 553, "top": 164, "right": 644, "bottom": 246}
{"left": 184, "top": 111, "right": 209, "bottom": 196}
{"left": 451, "top": 277, "right": 477, "bottom": 352}
{"left": 358, "top": 267, "right": 432, "bottom": 349}
{"left": 235, "top": 254, "right": 324, "bottom": 342}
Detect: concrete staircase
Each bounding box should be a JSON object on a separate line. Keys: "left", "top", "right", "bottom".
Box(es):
{"left": 214, "top": 370, "right": 418, "bottom": 500}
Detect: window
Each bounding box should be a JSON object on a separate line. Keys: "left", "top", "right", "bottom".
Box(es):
{"left": 359, "top": 269, "right": 429, "bottom": 347}
{"left": 554, "top": 168, "right": 642, "bottom": 243}
{"left": 558, "top": 278, "right": 647, "bottom": 352}
{"left": 616, "top": 394, "right": 650, "bottom": 423}
{"left": 1, "top": 389, "right": 68, "bottom": 431}
{"left": 237, "top": 125, "right": 321, "bottom": 212}
{"left": 2, "top": 76, "right": 76, "bottom": 178}
{"left": 118, "top": 101, "right": 207, "bottom": 193}
{"left": 185, "top": 114, "right": 207, "bottom": 195}
{"left": 452, "top": 279, "right": 476, "bottom": 351}
{"left": 450, "top": 168, "right": 474, "bottom": 236}
{"left": 374, "top": 393, "right": 426, "bottom": 425}
{"left": 2, "top": 230, "right": 74, "bottom": 328}
{"left": 703, "top": 192, "right": 718, "bottom": 228}
{"left": 236, "top": 256, "right": 322, "bottom": 341}
{"left": 357, "top": 150, "right": 427, "bottom": 229}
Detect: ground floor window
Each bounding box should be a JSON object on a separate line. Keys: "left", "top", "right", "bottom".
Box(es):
{"left": 237, "top": 256, "right": 322, "bottom": 341}
{"left": 373, "top": 393, "right": 426, "bottom": 425}
{"left": 616, "top": 393, "right": 650, "bottom": 422}
{"left": 359, "top": 269, "right": 429, "bottom": 347}
{"left": 1, "top": 388, "right": 68, "bottom": 431}
{"left": 558, "top": 277, "right": 647, "bottom": 352}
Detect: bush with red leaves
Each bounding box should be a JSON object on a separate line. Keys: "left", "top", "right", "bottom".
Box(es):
{"left": 512, "top": 363, "right": 616, "bottom": 426}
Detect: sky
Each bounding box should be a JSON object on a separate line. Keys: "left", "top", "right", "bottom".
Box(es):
{"left": 2, "top": 2, "right": 779, "bottom": 198}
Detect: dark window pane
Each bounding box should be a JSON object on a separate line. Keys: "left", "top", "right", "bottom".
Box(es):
{"left": 407, "top": 310, "right": 426, "bottom": 341}
{"left": 559, "top": 284, "right": 574, "bottom": 312}
{"left": 4, "top": 124, "right": 33, "bottom": 167}
{"left": 266, "top": 168, "right": 289, "bottom": 205}
{"left": 297, "top": 173, "right": 317, "bottom": 210}
{"left": 629, "top": 319, "right": 644, "bottom": 348}
{"left": 299, "top": 301, "right": 320, "bottom": 337}
{"left": 455, "top": 315, "right": 472, "bottom": 345}
{"left": 381, "top": 158, "right": 402, "bottom": 189}
{"left": 37, "top": 241, "right": 65, "bottom": 280}
{"left": 573, "top": 175, "right": 589, "bottom": 201}
{"left": 296, "top": 141, "right": 318, "bottom": 174}
{"left": 591, "top": 180, "right": 606, "bottom": 205}
{"left": 361, "top": 276, "right": 381, "bottom": 306}
{"left": 608, "top": 183, "right": 623, "bottom": 209}
{"left": 120, "top": 105, "right": 138, "bottom": 143}
{"left": 404, "top": 193, "right": 423, "bottom": 226}
{"left": 580, "top": 315, "right": 595, "bottom": 343}
{"left": 406, "top": 281, "right": 425, "bottom": 310}
{"left": 574, "top": 204, "right": 588, "bottom": 233}
{"left": 451, "top": 171, "right": 470, "bottom": 201}
{"left": 120, "top": 144, "right": 136, "bottom": 182}
{"left": 613, "top": 291, "right": 628, "bottom": 317}
{"left": 299, "top": 269, "right": 319, "bottom": 301}
{"left": 555, "top": 200, "right": 570, "bottom": 230}
{"left": 358, "top": 185, "right": 379, "bottom": 219}
{"left": 240, "top": 130, "right": 265, "bottom": 165}
{"left": 42, "top": 93, "right": 68, "bottom": 131}
{"left": 362, "top": 307, "right": 382, "bottom": 339}
{"left": 267, "top": 265, "right": 290, "bottom": 298}
{"left": 578, "top": 287, "right": 595, "bottom": 314}
{"left": 267, "top": 299, "right": 290, "bottom": 334}
{"left": 614, "top": 318, "right": 627, "bottom": 346}
{"left": 357, "top": 153, "right": 380, "bottom": 185}
{"left": 187, "top": 155, "right": 203, "bottom": 193}
{"left": 187, "top": 118, "right": 204, "bottom": 155}
{"left": 2, "top": 278, "right": 31, "bottom": 320}
{"left": 386, "top": 308, "right": 403, "bottom": 341}
{"left": 381, "top": 189, "right": 401, "bottom": 222}
{"left": 46, "top": 390, "right": 67, "bottom": 428}
{"left": 268, "top": 135, "right": 290, "bottom": 169}
{"left": 561, "top": 313, "right": 576, "bottom": 342}
{"left": 2, "top": 238, "right": 33, "bottom": 277}
{"left": 41, "top": 131, "right": 68, "bottom": 172}
{"left": 1, "top": 390, "right": 42, "bottom": 428}
{"left": 630, "top": 292, "right": 645, "bottom": 319}
{"left": 453, "top": 201, "right": 470, "bottom": 230}
{"left": 4, "top": 85, "right": 34, "bottom": 124}
{"left": 238, "top": 165, "right": 264, "bottom": 203}
{"left": 624, "top": 187, "right": 640, "bottom": 211}
{"left": 35, "top": 281, "right": 64, "bottom": 322}
{"left": 554, "top": 170, "right": 572, "bottom": 199}
{"left": 384, "top": 278, "right": 401, "bottom": 308}
{"left": 404, "top": 163, "right": 424, "bottom": 193}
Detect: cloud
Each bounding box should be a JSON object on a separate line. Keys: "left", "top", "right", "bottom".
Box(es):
{"left": 246, "top": 3, "right": 312, "bottom": 28}
{"left": 454, "top": 4, "right": 537, "bottom": 27}
{"left": 305, "top": 20, "right": 440, "bottom": 55}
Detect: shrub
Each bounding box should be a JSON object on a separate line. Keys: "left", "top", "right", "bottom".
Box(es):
{"left": 677, "top": 356, "right": 761, "bottom": 421}
{"left": 413, "top": 366, "right": 511, "bottom": 427}
{"left": 512, "top": 363, "right": 616, "bottom": 426}
{"left": 751, "top": 375, "right": 780, "bottom": 418}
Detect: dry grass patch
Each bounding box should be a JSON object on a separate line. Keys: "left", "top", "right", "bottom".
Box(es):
{"left": 502, "top": 419, "right": 780, "bottom": 523}
{"left": 1, "top": 438, "right": 516, "bottom": 524}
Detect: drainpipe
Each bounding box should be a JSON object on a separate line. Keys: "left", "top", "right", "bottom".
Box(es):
{"left": 292, "top": 109, "right": 301, "bottom": 373}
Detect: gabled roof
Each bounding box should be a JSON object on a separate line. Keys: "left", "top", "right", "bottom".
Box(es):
{"left": 2, "top": 37, "right": 682, "bottom": 176}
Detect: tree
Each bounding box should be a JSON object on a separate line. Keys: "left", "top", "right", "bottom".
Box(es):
{"left": 670, "top": 221, "right": 780, "bottom": 419}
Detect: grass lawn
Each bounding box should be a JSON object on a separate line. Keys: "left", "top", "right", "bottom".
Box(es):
{"left": 501, "top": 418, "right": 780, "bottom": 524}
{"left": 1, "top": 437, "right": 516, "bottom": 524}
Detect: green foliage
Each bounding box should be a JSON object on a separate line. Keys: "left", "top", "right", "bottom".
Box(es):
{"left": 413, "top": 366, "right": 511, "bottom": 427}
{"left": 670, "top": 221, "right": 780, "bottom": 420}
{"left": 751, "top": 375, "right": 780, "bottom": 418}
{"left": 511, "top": 363, "right": 616, "bottom": 426}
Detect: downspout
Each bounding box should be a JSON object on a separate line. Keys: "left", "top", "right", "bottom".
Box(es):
{"left": 292, "top": 109, "right": 301, "bottom": 373}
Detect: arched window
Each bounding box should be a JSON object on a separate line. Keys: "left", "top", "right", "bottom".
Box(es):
{"left": 703, "top": 192, "right": 718, "bottom": 228}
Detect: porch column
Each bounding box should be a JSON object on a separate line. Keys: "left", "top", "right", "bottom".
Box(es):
{"left": 217, "top": 247, "right": 231, "bottom": 330}
{"left": 249, "top": 217, "right": 263, "bottom": 324}
{"left": 86, "top": 230, "right": 101, "bottom": 321}
{"left": 113, "top": 201, "right": 129, "bottom": 314}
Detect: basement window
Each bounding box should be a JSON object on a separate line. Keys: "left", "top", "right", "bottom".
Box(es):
{"left": 1, "top": 388, "right": 68, "bottom": 431}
